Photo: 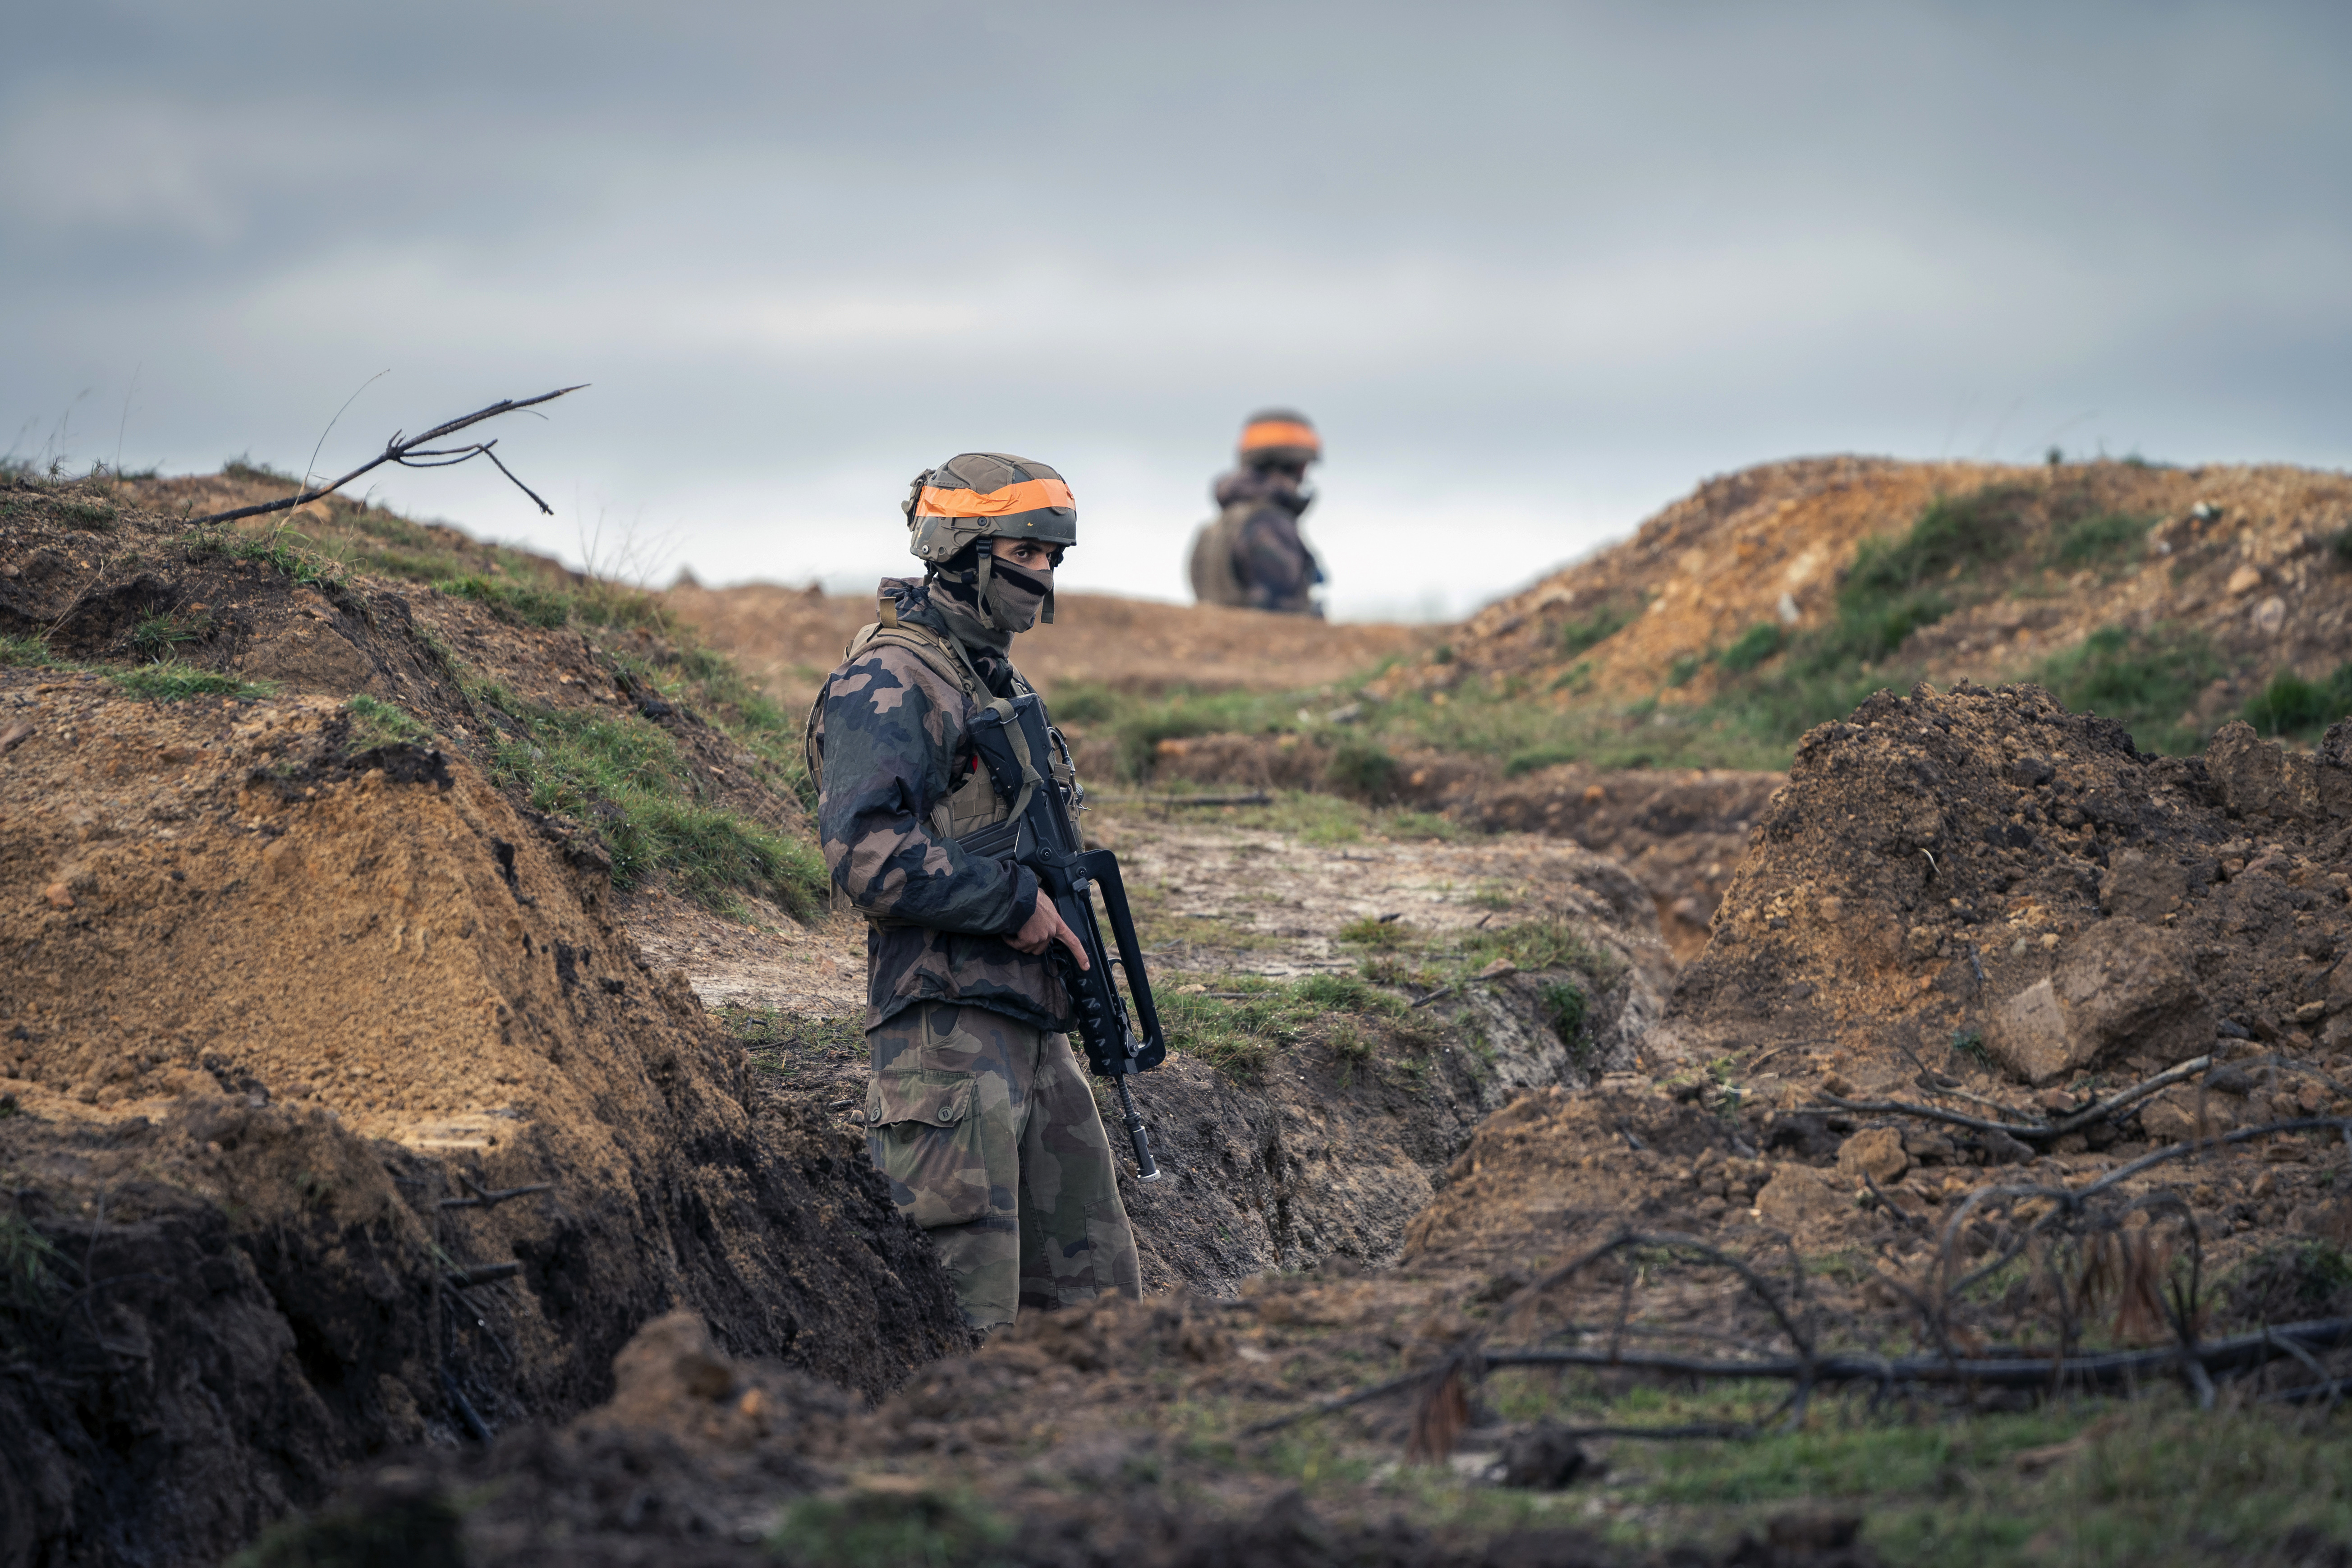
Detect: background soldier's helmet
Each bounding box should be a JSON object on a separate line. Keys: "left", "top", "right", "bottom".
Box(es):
{"left": 1236, "top": 409, "right": 1321, "bottom": 471}
{"left": 902, "top": 451, "right": 1078, "bottom": 566}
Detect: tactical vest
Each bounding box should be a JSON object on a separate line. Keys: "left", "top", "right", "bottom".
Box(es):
{"left": 1186, "top": 503, "right": 1253, "bottom": 608}
{"left": 803, "top": 599, "right": 1078, "bottom": 854}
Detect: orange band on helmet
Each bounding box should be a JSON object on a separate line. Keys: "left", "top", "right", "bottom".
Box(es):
{"left": 1240, "top": 419, "right": 1320, "bottom": 454}
{"left": 916, "top": 477, "right": 1076, "bottom": 517}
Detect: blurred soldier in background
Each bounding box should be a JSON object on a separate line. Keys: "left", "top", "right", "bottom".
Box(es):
{"left": 1187, "top": 409, "right": 1325, "bottom": 616}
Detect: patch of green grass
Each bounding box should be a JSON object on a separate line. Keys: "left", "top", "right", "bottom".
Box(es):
{"left": 1666, "top": 651, "right": 1707, "bottom": 689}
{"left": 720, "top": 1006, "right": 864, "bottom": 1080}
{"left": 486, "top": 695, "right": 826, "bottom": 916}
{"left": 130, "top": 610, "right": 209, "bottom": 660}
{"left": 772, "top": 1485, "right": 1012, "bottom": 1568}
{"left": 1718, "top": 621, "right": 1782, "bottom": 674}
{"left": 0, "top": 634, "right": 60, "bottom": 669}
{"left": 187, "top": 527, "right": 345, "bottom": 587}
{"left": 1464, "top": 917, "right": 1612, "bottom": 978}
{"left": 58, "top": 497, "right": 117, "bottom": 532}
{"left": 1538, "top": 979, "right": 1589, "bottom": 1057}
{"left": 2033, "top": 623, "right": 2221, "bottom": 755}
{"left": 2050, "top": 510, "right": 2154, "bottom": 568}
{"left": 1160, "top": 973, "right": 1406, "bottom": 1082}
{"left": 0, "top": 1212, "right": 59, "bottom": 1313}
{"left": 345, "top": 693, "right": 426, "bottom": 749}
{"left": 1557, "top": 601, "right": 1634, "bottom": 658}
{"left": 2242, "top": 663, "right": 2352, "bottom": 739}
{"left": 1325, "top": 739, "right": 1399, "bottom": 802}
{"left": 110, "top": 662, "right": 277, "bottom": 702}
{"left": 438, "top": 573, "right": 572, "bottom": 629}
{"left": 228, "top": 1490, "right": 464, "bottom": 1568}
{"left": 1613, "top": 1399, "right": 2352, "bottom": 1568}
{"left": 1337, "top": 915, "right": 1415, "bottom": 949}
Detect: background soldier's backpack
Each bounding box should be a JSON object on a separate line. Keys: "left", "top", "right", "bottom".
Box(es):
{"left": 1186, "top": 502, "right": 1253, "bottom": 607}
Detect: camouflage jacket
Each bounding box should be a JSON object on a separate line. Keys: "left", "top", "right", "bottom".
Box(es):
{"left": 808, "top": 580, "right": 1068, "bottom": 1034}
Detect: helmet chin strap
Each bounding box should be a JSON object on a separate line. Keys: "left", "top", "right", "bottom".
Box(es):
{"left": 971, "top": 547, "right": 1000, "bottom": 631}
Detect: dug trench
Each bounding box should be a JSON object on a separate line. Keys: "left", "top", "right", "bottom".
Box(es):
{"left": 10, "top": 468, "right": 2352, "bottom": 1562}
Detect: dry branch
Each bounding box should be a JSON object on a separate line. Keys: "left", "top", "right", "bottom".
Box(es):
{"left": 1824, "top": 1053, "right": 2215, "bottom": 1144}
{"left": 186, "top": 385, "right": 586, "bottom": 527}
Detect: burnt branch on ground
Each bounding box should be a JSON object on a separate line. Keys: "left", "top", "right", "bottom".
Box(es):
{"left": 184, "top": 385, "right": 586, "bottom": 526}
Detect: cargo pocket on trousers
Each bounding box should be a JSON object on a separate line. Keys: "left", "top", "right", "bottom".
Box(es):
{"left": 866, "top": 1070, "right": 988, "bottom": 1229}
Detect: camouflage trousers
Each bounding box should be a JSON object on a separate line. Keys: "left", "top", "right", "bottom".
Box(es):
{"left": 865, "top": 1001, "right": 1142, "bottom": 1331}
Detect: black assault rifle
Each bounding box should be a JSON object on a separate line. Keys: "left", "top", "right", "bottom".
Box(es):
{"left": 960, "top": 694, "right": 1164, "bottom": 1180}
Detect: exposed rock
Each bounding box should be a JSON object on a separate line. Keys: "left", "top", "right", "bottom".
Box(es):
{"left": 1834, "top": 1127, "right": 1907, "bottom": 1185}
{"left": 1756, "top": 1164, "right": 1845, "bottom": 1227}
{"left": 2099, "top": 847, "right": 2190, "bottom": 921}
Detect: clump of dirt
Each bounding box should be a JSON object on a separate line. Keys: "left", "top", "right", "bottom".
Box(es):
{"left": 0, "top": 477, "right": 970, "bottom": 1563}
{"left": 1388, "top": 457, "right": 2352, "bottom": 716}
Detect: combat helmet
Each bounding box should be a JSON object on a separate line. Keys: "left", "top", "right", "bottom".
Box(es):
{"left": 1236, "top": 409, "right": 1321, "bottom": 471}
{"left": 901, "top": 451, "right": 1076, "bottom": 627}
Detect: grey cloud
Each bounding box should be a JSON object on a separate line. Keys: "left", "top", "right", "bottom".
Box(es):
{"left": 5, "top": 1, "right": 2349, "bottom": 616}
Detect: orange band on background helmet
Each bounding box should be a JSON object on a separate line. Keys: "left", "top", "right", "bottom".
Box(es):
{"left": 1240, "top": 419, "right": 1320, "bottom": 455}
{"left": 915, "top": 476, "right": 1076, "bottom": 518}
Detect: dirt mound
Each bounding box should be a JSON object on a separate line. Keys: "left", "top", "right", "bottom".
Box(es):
{"left": 1387, "top": 457, "right": 2352, "bottom": 719}
{"left": 1662, "top": 686, "right": 2352, "bottom": 1081}
{"left": 663, "top": 577, "right": 1440, "bottom": 713}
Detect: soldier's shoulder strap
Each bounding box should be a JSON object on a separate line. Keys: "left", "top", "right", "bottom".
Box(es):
{"left": 804, "top": 594, "right": 1035, "bottom": 790}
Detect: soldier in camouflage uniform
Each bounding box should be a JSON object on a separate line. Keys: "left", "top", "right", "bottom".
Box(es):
{"left": 1187, "top": 409, "right": 1326, "bottom": 616}
{"left": 805, "top": 452, "right": 1143, "bottom": 1332}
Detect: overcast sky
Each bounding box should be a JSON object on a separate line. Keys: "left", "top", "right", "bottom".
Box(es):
{"left": 6, "top": 1, "right": 2348, "bottom": 619}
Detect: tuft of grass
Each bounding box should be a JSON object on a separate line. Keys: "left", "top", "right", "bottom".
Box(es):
{"left": 1717, "top": 621, "right": 1782, "bottom": 674}
{"left": 110, "top": 662, "right": 277, "bottom": 702}
{"left": 58, "top": 497, "right": 117, "bottom": 532}
{"left": 227, "top": 1490, "right": 464, "bottom": 1568}
{"left": 2050, "top": 510, "right": 2154, "bottom": 568}
{"left": 1160, "top": 973, "right": 1405, "bottom": 1082}
{"left": 1665, "top": 651, "right": 1706, "bottom": 689}
{"left": 771, "top": 1486, "right": 1012, "bottom": 1568}
{"left": 345, "top": 693, "right": 426, "bottom": 749}
{"left": 131, "top": 610, "right": 209, "bottom": 661}
{"left": 1464, "top": 917, "right": 1610, "bottom": 977}
{"left": 187, "top": 526, "right": 345, "bottom": 587}
{"left": 487, "top": 696, "right": 825, "bottom": 917}
{"left": 1, "top": 634, "right": 60, "bottom": 669}
{"left": 1539, "top": 979, "right": 1589, "bottom": 1058}
{"left": 439, "top": 573, "right": 572, "bottom": 628}
{"left": 2242, "top": 663, "right": 2352, "bottom": 739}
{"left": 1557, "top": 601, "right": 1633, "bottom": 658}
{"left": 1337, "top": 915, "right": 1415, "bottom": 949}
{"left": 2034, "top": 623, "right": 2221, "bottom": 755}
{"left": 1, "top": 1212, "right": 59, "bottom": 1313}
{"left": 1324, "top": 739, "right": 1399, "bottom": 802}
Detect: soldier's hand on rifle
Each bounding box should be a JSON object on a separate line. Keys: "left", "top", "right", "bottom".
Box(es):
{"left": 1009, "top": 897, "right": 1091, "bottom": 969}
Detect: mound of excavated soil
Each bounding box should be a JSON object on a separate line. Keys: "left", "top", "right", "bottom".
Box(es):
{"left": 1661, "top": 687, "right": 2352, "bottom": 1083}
{"left": 1388, "top": 456, "right": 2352, "bottom": 713}
{"left": 663, "top": 578, "right": 1440, "bottom": 713}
